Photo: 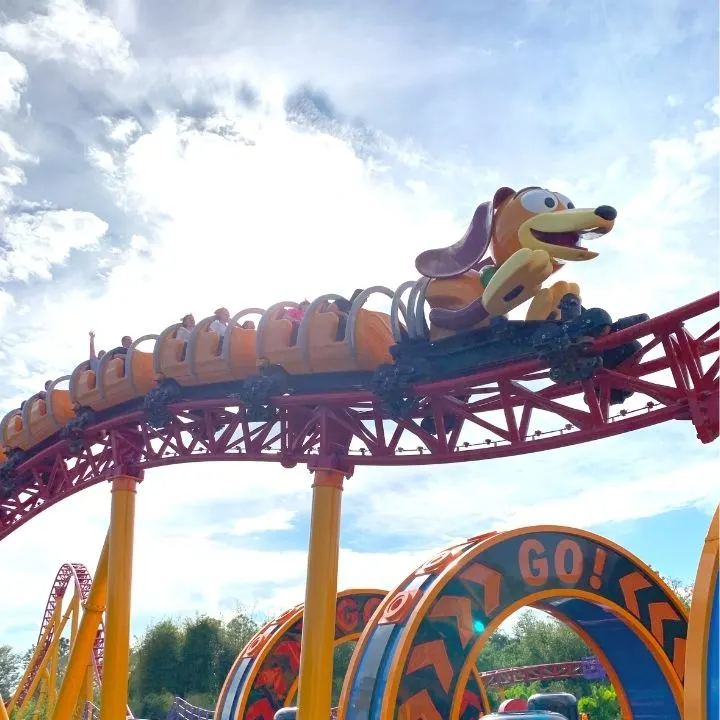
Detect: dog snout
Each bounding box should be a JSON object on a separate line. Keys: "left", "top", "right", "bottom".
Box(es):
{"left": 594, "top": 205, "right": 617, "bottom": 222}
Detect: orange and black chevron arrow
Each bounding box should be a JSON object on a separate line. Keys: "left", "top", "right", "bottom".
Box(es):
{"left": 618, "top": 571, "right": 652, "bottom": 618}
{"left": 671, "top": 637, "right": 686, "bottom": 681}
{"left": 407, "top": 640, "right": 454, "bottom": 692}
{"left": 648, "top": 601, "right": 681, "bottom": 646}
{"left": 429, "top": 596, "right": 474, "bottom": 648}
{"left": 460, "top": 562, "right": 502, "bottom": 615}
{"left": 398, "top": 689, "right": 443, "bottom": 720}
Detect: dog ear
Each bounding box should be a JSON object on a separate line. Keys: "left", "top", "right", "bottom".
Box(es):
{"left": 414, "top": 188, "right": 516, "bottom": 279}
{"left": 493, "top": 186, "right": 515, "bottom": 213}
{"left": 415, "top": 202, "right": 492, "bottom": 279}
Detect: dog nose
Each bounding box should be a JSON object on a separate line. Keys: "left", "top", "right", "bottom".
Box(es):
{"left": 594, "top": 205, "right": 617, "bottom": 221}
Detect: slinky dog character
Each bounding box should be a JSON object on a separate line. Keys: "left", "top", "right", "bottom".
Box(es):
{"left": 414, "top": 186, "right": 617, "bottom": 337}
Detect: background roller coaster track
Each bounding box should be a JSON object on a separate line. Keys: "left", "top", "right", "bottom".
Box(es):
{"left": 10, "top": 563, "right": 105, "bottom": 710}
{"left": 0, "top": 293, "right": 717, "bottom": 541}
{"left": 479, "top": 656, "right": 607, "bottom": 689}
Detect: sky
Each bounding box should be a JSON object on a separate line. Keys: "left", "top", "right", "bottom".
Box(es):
{"left": 0, "top": 0, "right": 719, "bottom": 658}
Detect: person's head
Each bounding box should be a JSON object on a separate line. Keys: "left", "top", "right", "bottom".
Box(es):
{"left": 98, "top": 350, "right": 106, "bottom": 359}
{"left": 215, "top": 307, "right": 230, "bottom": 323}
{"left": 300, "top": 299, "right": 310, "bottom": 309}
{"left": 181, "top": 313, "right": 195, "bottom": 329}
{"left": 44, "top": 380, "right": 52, "bottom": 390}
{"left": 121, "top": 335, "right": 132, "bottom": 349}
{"left": 241, "top": 320, "right": 256, "bottom": 330}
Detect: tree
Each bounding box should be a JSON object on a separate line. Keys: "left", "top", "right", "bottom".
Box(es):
{"left": 478, "top": 611, "right": 595, "bottom": 710}
{"left": 332, "top": 641, "right": 356, "bottom": 705}
{"left": 478, "top": 610, "right": 589, "bottom": 672}
{"left": 578, "top": 683, "right": 619, "bottom": 720}
{"left": 127, "top": 606, "right": 262, "bottom": 716}
{"left": 129, "top": 619, "right": 183, "bottom": 707}
{"left": 660, "top": 575, "right": 693, "bottom": 609}
{"left": 0, "top": 644, "right": 21, "bottom": 701}
{"left": 510, "top": 612, "right": 589, "bottom": 667}
{"left": 216, "top": 608, "right": 259, "bottom": 685}
{"left": 179, "top": 615, "right": 223, "bottom": 697}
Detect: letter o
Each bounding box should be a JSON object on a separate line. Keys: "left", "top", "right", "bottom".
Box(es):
{"left": 519, "top": 539, "right": 549, "bottom": 587}
{"left": 554, "top": 539, "right": 583, "bottom": 585}
{"left": 363, "top": 597, "right": 382, "bottom": 624}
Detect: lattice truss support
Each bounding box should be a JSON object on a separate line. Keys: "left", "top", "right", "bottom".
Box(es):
{"left": 1, "top": 295, "right": 717, "bottom": 540}
{"left": 480, "top": 657, "right": 606, "bottom": 688}
{"left": 4, "top": 564, "right": 104, "bottom": 719}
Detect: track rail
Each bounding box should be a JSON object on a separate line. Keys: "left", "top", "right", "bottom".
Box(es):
{"left": 11, "top": 563, "right": 105, "bottom": 709}
{"left": 479, "top": 656, "right": 607, "bottom": 688}
{"left": 0, "top": 294, "right": 717, "bottom": 541}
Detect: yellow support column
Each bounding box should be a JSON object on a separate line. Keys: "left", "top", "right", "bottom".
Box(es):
{"left": 84, "top": 662, "right": 95, "bottom": 716}
{"left": 0, "top": 695, "right": 9, "bottom": 720}
{"left": 296, "top": 468, "right": 347, "bottom": 720}
{"left": 18, "top": 608, "right": 74, "bottom": 716}
{"left": 70, "top": 592, "right": 80, "bottom": 644}
{"left": 48, "top": 601, "right": 63, "bottom": 708}
{"left": 99, "top": 475, "right": 139, "bottom": 720}
{"left": 74, "top": 662, "right": 95, "bottom": 720}
{"left": 53, "top": 533, "right": 110, "bottom": 719}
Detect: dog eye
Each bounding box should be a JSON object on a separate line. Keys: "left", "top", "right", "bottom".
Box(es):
{"left": 555, "top": 192, "right": 575, "bottom": 209}
{"left": 520, "top": 189, "right": 557, "bottom": 213}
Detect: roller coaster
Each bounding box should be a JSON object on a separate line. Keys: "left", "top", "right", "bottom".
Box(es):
{"left": 1, "top": 187, "right": 718, "bottom": 720}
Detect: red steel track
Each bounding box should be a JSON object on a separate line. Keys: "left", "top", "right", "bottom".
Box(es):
{"left": 0, "top": 294, "right": 717, "bottom": 541}
{"left": 480, "top": 658, "right": 604, "bottom": 689}
{"left": 12, "top": 563, "right": 105, "bottom": 708}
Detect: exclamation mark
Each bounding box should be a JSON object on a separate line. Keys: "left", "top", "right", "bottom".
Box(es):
{"left": 589, "top": 548, "right": 607, "bottom": 590}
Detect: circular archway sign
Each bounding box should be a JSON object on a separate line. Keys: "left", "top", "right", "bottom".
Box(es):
{"left": 340, "top": 526, "right": 688, "bottom": 720}
{"left": 216, "top": 589, "right": 385, "bottom": 720}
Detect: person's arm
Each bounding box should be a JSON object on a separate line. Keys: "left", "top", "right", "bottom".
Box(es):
{"left": 89, "top": 330, "right": 96, "bottom": 359}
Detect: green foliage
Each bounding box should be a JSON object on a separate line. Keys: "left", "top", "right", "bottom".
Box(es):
{"left": 578, "top": 683, "right": 620, "bottom": 720}
{"left": 501, "top": 681, "right": 543, "bottom": 699}
{"left": 332, "top": 641, "right": 356, "bottom": 705}
{"left": 0, "top": 644, "right": 21, "bottom": 700}
{"left": 478, "top": 611, "right": 600, "bottom": 711}
{"left": 659, "top": 575, "right": 693, "bottom": 609}
{"left": 179, "top": 616, "right": 223, "bottom": 696}
{"left": 185, "top": 692, "right": 218, "bottom": 710}
{"left": 139, "top": 691, "right": 176, "bottom": 718}
{"left": 131, "top": 619, "right": 183, "bottom": 700}
{"left": 477, "top": 610, "right": 589, "bottom": 672}
{"left": 128, "top": 607, "right": 260, "bottom": 717}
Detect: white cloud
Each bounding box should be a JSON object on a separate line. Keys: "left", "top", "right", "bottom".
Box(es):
{"left": 224, "top": 509, "right": 297, "bottom": 536}
{"left": 0, "top": 209, "right": 108, "bottom": 281}
{"left": 0, "top": 103, "right": 459, "bottom": 385}
{"left": 0, "top": 460, "right": 434, "bottom": 650}
{"left": 0, "top": 131, "right": 33, "bottom": 165}
{"left": 0, "top": 289, "right": 14, "bottom": 324}
{"left": 344, "top": 437, "right": 720, "bottom": 541}
{"left": 0, "top": 0, "right": 135, "bottom": 75}
{"left": 0, "top": 76, "right": 33, "bottom": 213}
{"left": 542, "top": 116, "right": 720, "bottom": 320}
{"left": 0, "top": 51, "right": 27, "bottom": 113}
{"left": 106, "top": 116, "right": 142, "bottom": 144}
{"left": 104, "top": 0, "right": 138, "bottom": 35}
